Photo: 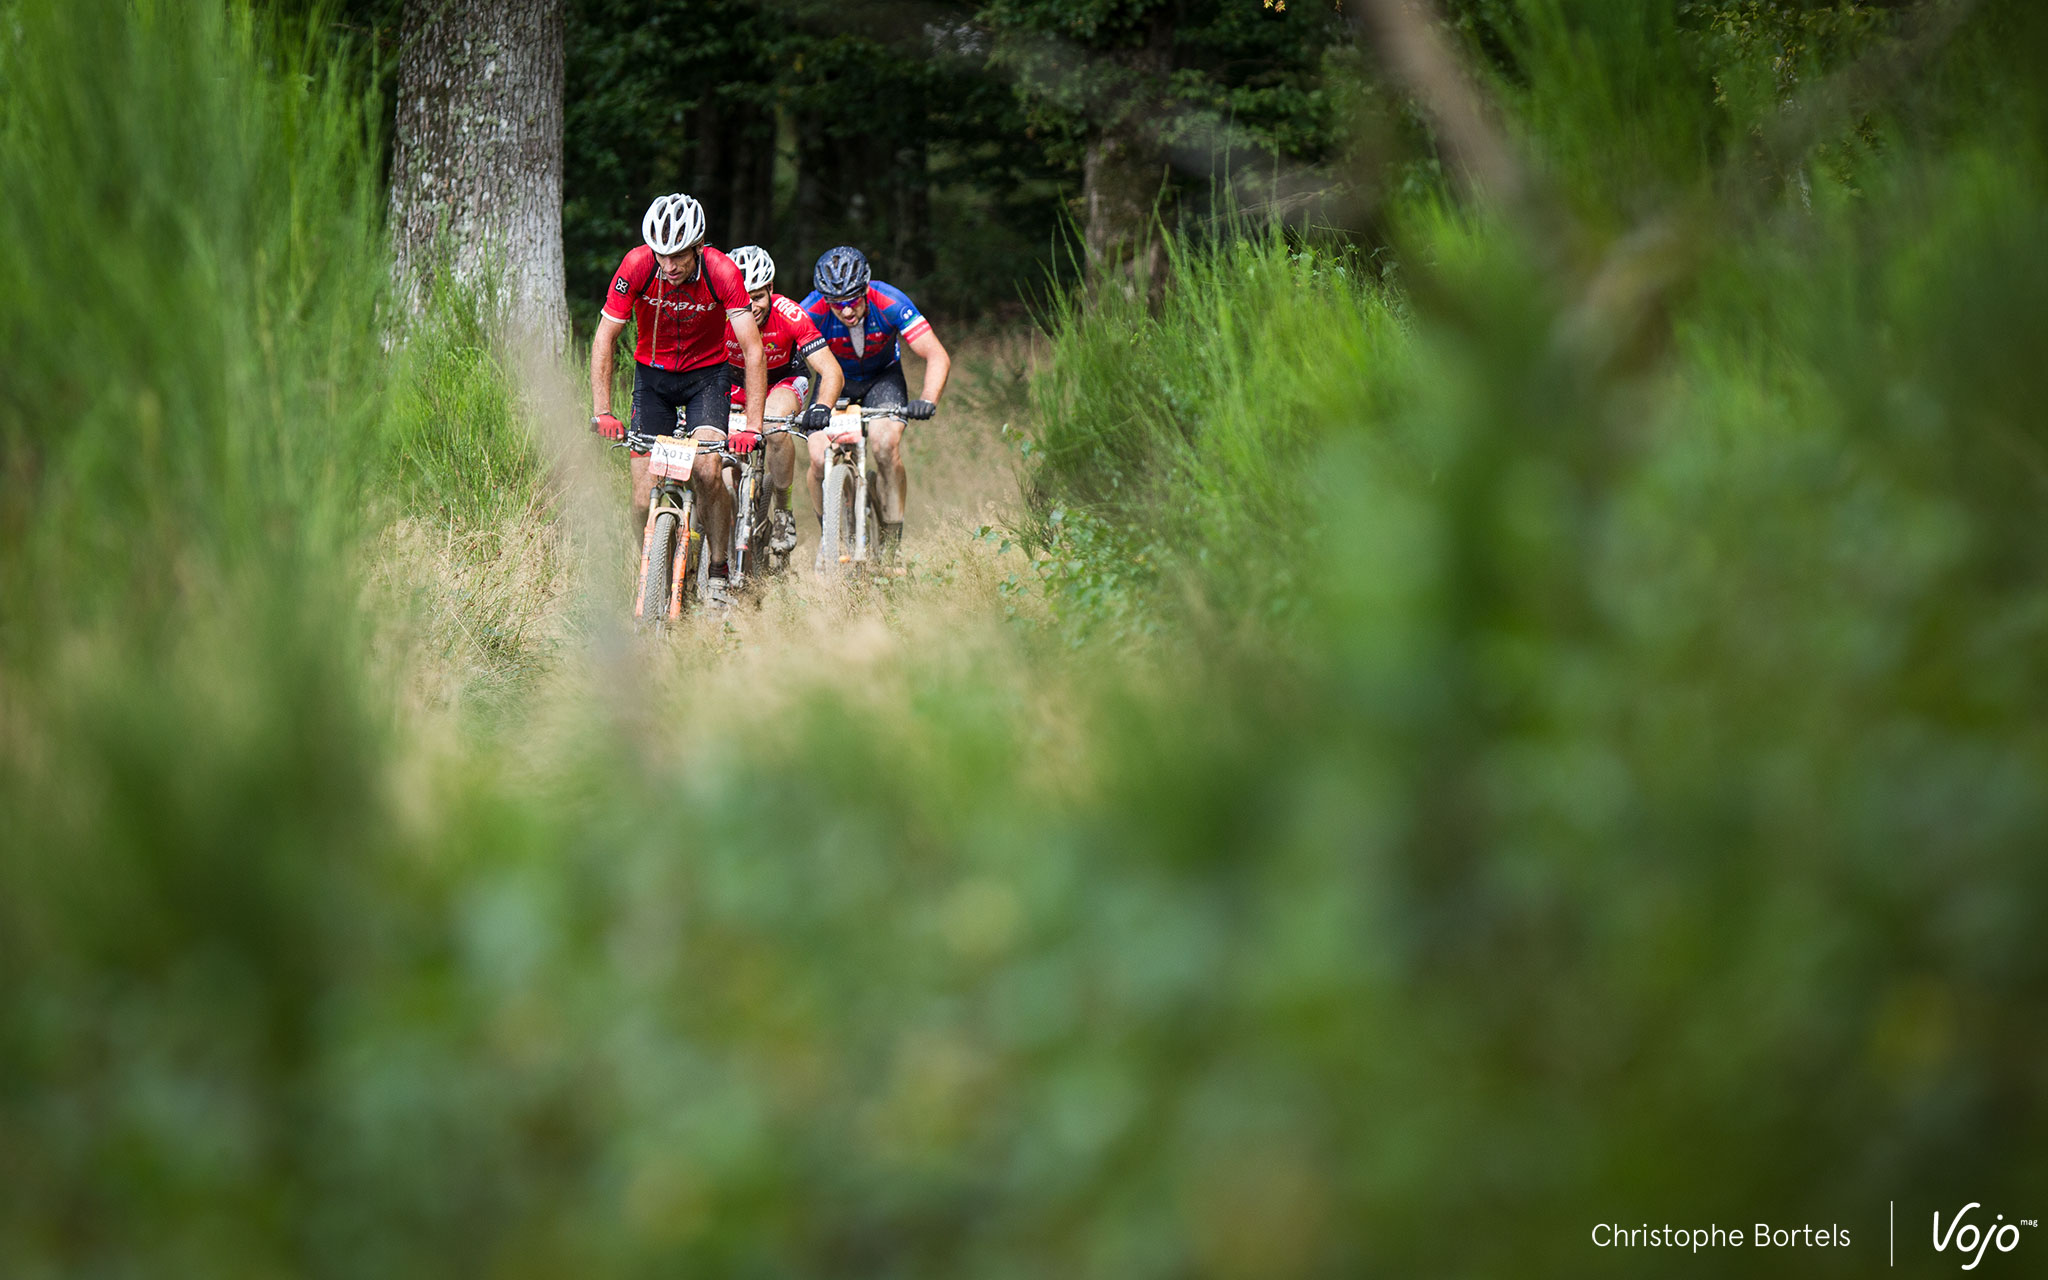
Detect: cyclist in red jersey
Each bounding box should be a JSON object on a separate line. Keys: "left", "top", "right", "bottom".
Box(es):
{"left": 723, "top": 245, "right": 842, "bottom": 558}
{"left": 588, "top": 193, "right": 766, "bottom": 603}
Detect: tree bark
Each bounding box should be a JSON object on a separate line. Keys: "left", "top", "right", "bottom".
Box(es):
{"left": 792, "top": 109, "right": 828, "bottom": 253}
{"left": 693, "top": 92, "right": 732, "bottom": 244}
{"left": 1083, "top": 128, "right": 1167, "bottom": 280}
{"left": 892, "top": 142, "right": 932, "bottom": 282}
{"left": 1079, "top": 14, "right": 1174, "bottom": 301}
{"left": 735, "top": 124, "right": 775, "bottom": 248}
{"left": 388, "top": 0, "right": 567, "bottom": 355}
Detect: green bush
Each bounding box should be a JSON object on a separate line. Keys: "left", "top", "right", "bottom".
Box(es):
{"left": 6, "top": 1, "right": 2048, "bottom": 1277}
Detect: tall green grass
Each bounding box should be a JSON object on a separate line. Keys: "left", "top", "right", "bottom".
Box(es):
{"left": 6, "top": 1, "right": 2048, "bottom": 1277}
{"left": 1024, "top": 234, "right": 1412, "bottom": 636}
{"left": 1017, "top": 1, "right": 2048, "bottom": 1268}
{"left": 0, "top": 0, "right": 393, "bottom": 633}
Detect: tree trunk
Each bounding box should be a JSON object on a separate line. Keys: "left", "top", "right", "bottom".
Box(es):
{"left": 388, "top": 0, "right": 567, "bottom": 355}
{"left": 734, "top": 125, "right": 774, "bottom": 248}
{"left": 892, "top": 142, "right": 932, "bottom": 283}
{"left": 1080, "top": 15, "right": 1175, "bottom": 302}
{"left": 751, "top": 127, "right": 778, "bottom": 247}
{"left": 792, "top": 109, "right": 829, "bottom": 252}
{"left": 693, "top": 92, "right": 731, "bottom": 245}
{"left": 1082, "top": 127, "right": 1169, "bottom": 297}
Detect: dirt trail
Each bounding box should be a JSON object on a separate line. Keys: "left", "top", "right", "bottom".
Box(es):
{"left": 634, "top": 330, "right": 1043, "bottom": 714}
{"left": 424, "top": 328, "right": 1076, "bottom": 776}
{"left": 380, "top": 326, "right": 1056, "bottom": 765}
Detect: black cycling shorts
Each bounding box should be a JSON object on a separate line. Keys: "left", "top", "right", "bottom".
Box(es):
{"left": 841, "top": 363, "right": 908, "bottom": 414}
{"left": 631, "top": 359, "right": 731, "bottom": 452}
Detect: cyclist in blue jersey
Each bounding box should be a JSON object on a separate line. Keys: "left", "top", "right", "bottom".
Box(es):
{"left": 800, "top": 245, "right": 951, "bottom": 565}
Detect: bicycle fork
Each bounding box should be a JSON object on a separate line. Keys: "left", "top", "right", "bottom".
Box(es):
{"left": 730, "top": 457, "right": 755, "bottom": 586}
{"left": 635, "top": 487, "right": 696, "bottom": 621}
{"left": 852, "top": 438, "right": 870, "bottom": 564}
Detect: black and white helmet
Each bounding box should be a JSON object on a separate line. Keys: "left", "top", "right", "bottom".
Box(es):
{"left": 641, "top": 194, "right": 706, "bottom": 254}
{"left": 729, "top": 245, "right": 776, "bottom": 293}
{"left": 813, "top": 245, "right": 871, "bottom": 300}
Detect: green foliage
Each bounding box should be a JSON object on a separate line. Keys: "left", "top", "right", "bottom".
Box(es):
{"left": 982, "top": 0, "right": 1349, "bottom": 179}
{"left": 9, "top": 1, "right": 2048, "bottom": 1277}
{"left": 1023, "top": 230, "right": 1405, "bottom": 630}
{"left": 562, "top": 0, "right": 1071, "bottom": 324}
{"left": 0, "top": 0, "right": 391, "bottom": 647}
{"left": 1007, "top": 10, "right": 2048, "bottom": 1271}
{"left": 381, "top": 280, "right": 541, "bottom": 527}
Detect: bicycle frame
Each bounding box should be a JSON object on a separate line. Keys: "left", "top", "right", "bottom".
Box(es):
{"left": 631, "top": 430, "right": 701, "bottom": 622}
{"left": 817, "top": 406, "right": 896, "bottom": 572}
{"left": 723, "top": 412, "right": 802, "bottom": 586}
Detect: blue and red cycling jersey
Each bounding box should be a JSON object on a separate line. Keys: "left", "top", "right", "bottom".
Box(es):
{"left": 799, "top": 282, "right": 933, "bottom": 382}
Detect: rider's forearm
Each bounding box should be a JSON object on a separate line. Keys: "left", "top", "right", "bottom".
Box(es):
{"left": 590, "top": 343, "right": 615, "bottom": 416}
{"left": 918, "top": 346, "right": 950, "bottom": 406}
{"left": 809, "top": 351, "right": 845, "bottom": 406}
{"left": 744, "top": 344, "right": 766, "bottom": 430}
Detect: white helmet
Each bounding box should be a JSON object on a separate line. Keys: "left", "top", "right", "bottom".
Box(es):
{"left": 641, "top": 194, "right": 705, "bottom": 254}
{"left": 729, "top": 245, "right": 775, "bottom": 293}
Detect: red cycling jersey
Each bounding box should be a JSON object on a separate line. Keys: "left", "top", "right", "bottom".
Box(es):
{"left": 726, "top": 293, "right": 828, "bottom": 376}
{"left": 601, "top": 244, "right": 750, "bottom": 373}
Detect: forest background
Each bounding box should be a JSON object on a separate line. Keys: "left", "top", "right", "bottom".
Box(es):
{"left": 317, "top": 0, "right": 1356, "bottom": 320}
{"left": 5, "top": 1, "right": 2048, "bottom": 1277}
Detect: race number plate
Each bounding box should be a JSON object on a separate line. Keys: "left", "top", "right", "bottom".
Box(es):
{"left": 648, "top": 435, "right": 697, "bottom": 480}
{"left": 827, "top": 409, "right": 864, "bottom": 444}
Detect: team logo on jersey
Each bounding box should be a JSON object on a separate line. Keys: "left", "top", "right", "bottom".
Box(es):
{"left": 613, "top": 277, "right": 630, "bottom": 295}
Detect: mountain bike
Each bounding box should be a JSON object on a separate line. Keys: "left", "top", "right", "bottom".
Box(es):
{"left": 815, "top": 405, "right": 898, "bottom": 578}
{"left": 725, "top": 411, "right": 804, "bottom": 587}
{"left": 622, "top": 429, "right": 708, "bottom": 630}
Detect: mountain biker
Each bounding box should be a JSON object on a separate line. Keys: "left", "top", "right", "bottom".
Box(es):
{"left": 588, "top": 193, "right": 766, "bottom": 606}
{"left": 800, "top": 245, "right": 951, "bottom": 566}
{"left": 724, "top": 245, "right": 842, "bottom": 559}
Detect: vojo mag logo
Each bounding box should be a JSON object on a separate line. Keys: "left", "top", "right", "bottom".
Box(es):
{"left": 1931, "top": 1203, "right": 2037, "bottom": 1269}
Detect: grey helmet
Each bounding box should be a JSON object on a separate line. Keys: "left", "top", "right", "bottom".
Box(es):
{"left": 812, "top": 245, "right": 871, "bottom": 300}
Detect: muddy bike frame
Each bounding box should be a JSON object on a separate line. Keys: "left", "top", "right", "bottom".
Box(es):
{"left": 617, "top": 410, "right": 804, "bottom": 626}
{"left": 725, "top": 411, "right": 804, "bottom": 587}
{"left": 617, "top": 427, "right": 704, "bottom": 627}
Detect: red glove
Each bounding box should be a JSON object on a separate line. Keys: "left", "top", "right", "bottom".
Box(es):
{"left": 728, "top": 430, "right": 760, "bottom": 454}
{"left": 592, "top": 412, "right": 624, "bottom": 440}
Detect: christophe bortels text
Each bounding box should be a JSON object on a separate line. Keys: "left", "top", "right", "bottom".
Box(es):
{"left": 1591, "top": 1223, "right": 1851, "bottom": 1252}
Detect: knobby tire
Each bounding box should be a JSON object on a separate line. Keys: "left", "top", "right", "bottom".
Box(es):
{"left": 642, "top": 509, "right": 678, "bottom": 625}
{"left": 821, "top": 462, "right": 856, "bottom": 576}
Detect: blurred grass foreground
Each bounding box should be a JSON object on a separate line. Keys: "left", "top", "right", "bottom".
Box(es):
{"left": 5, "top": 1, "right": 2048, "bottom": 1276}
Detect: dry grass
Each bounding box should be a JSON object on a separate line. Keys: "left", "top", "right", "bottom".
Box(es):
{"left": 366, "top": 490, "right": 575, "bottom": 718}
{"left": 369, "top": 327, "right": 1097, "bottom": 800}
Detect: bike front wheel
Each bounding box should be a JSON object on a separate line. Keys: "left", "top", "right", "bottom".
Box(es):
{"left": 640, "top": 509, "right": 679, "bottom": 624}
{"left": 819, "top": 461, "right": 857, "bottom": 576}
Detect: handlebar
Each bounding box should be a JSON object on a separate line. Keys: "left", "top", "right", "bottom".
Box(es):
{"left": 611, "top": 413, "right": 801, "bottom": 454}
{"left": 605, "top": 405, "right": 919, "bottom": 454}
